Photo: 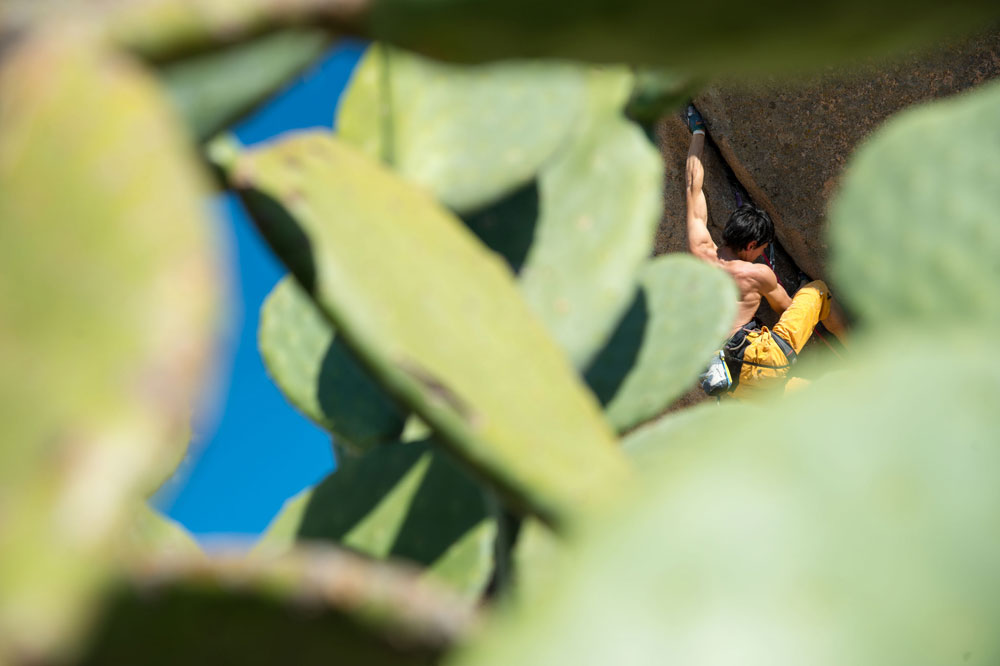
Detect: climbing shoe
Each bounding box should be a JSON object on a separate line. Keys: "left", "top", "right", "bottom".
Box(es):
{"left": 686, "top": 104, "right": 706, "bottom": 134}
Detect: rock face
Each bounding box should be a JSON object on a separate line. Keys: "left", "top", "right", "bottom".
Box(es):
{"left": 694, "top": 32, "right": 1000, "bottom": 281}
{"left": 643, "top": 33, "right": 997, "bottom": 414}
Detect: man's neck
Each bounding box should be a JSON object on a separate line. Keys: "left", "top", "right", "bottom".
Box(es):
{"left": 717, "top": 246, "right": 743, "bottom": 262}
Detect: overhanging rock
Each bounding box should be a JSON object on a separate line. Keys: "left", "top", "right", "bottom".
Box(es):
{"left": 694, "top": 31, "right": 1000, "bottom": 281}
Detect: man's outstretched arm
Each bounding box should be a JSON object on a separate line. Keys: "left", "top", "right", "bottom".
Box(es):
{"left": 685, "top": 108, "right": 717, "bottom": 262}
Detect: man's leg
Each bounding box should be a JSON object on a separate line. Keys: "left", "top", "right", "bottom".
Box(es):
{"left": 771, "top": 280, "right": 832, "bottom": 354}
{"left": 820, "top": 300, "right": 849, "bottom": 345}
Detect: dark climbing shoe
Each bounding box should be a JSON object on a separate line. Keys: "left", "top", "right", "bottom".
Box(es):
{"left": 686, "top": 104, "right": 706, "bottom": 134}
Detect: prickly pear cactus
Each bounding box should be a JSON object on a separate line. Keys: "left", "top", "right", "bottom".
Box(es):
{"left": 259, "top": 277, "right": 407, "bottom": 453}
{"left": 115, "top": 504, "right": 203, "bottom": 562}
{"left": 515, "top": 70, "right": 663, "bottom": 367}
{"left": 0, "top": 28, "right": 219, "bottom": 662}
{"left": 339, "top": 54, "right": 664, "bottom": 368}
{"left": 6, "top": 2, "right": 999, "bottom": 665}
{"left": 830, "top": 79, "right": 1000, "bottom": 329}
{"left": 220, "top": 132, "right": 629, "bottom": 528}
{"left": 509, "top": 518, "right": 561, "bottom": 603}
{"left": 255, "top": 439, "right": 497, "bottom": 601}
{"left": 453, "top": 332, "right": 1000, "bottom": 666}
{"left": 80, "top": 547, "right": 477, "bottom": 665}
{"left": 162, "top": 29, "right": 330, "bottom": 141}
{"left": 336, "top": 44, "right": 587, "bottom": 213}
{"left": 584, "top": 255, "right": 736, "bottom": 432}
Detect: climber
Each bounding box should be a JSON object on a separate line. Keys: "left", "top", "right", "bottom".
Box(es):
{"left": 684, "top": 105, "right": 848, "bottom": 399}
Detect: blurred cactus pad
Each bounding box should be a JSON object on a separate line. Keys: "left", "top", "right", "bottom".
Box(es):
{"left": 2, "top": 1, "right": 1000, "bottom": 664}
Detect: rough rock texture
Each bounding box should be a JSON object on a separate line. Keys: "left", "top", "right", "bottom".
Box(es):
{"left": 695, "top": 31, "right": 1000, "bottom": 281}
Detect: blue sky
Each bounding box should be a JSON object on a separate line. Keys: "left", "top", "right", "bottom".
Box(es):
{"left": 153, "top": 41, "right": 367, "bottom": 541}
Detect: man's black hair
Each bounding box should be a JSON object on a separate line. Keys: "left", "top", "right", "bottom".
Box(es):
{"left": 722, "top": 204, "right": 774, "bottom": 252}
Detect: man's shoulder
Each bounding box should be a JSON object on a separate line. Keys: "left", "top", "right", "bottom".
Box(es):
{"left": 725, "top": 260, "right": 776, "bottom": 292}
{"left": 749, "top": 260, "right": 777, "bottom": 278}
{"left": 723, "top": 258, "right": 773, "bottom": 280}
{"left": 748, "top": 261, "right": 778, "bottom": 291}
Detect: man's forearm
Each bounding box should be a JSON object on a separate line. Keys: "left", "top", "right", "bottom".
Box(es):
{"left": 684, "top": 132, "right": 715, "bottom": 258}
{"left": 683, "top": 105, "right": 716, "bottom": 259}
{"left": 686, "top": 133, "right": 706, "bottom": 197}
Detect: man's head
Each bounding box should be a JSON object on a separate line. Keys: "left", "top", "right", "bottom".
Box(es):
{"left": 722, "top": 204, "right": 774, "bottom": 261}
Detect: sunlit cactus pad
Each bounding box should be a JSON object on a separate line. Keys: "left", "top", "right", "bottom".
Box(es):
{"left": 162, "top": 29, "right": 330, "bottom": 141}
{"left": 516, "top": 70, "right": 663, "bottom": 367}
{"left": 455, "top": 332, "right": 1000, "bottom": 666}
{"left": 355, "top": 61, "right": 663, "bottom": 368}
{"left": 224, "top": 132, "right": 629, "bottom": 528}
{"left": 114, "top": 504, "right": 203, "bottom": 562}
{"left": 259, "top": 277, "right": 407, "bottom": 453}
{"left": 255, "top": 439, "right": 496, "bottom": 600}
{"left": 337, "top": 44, "right": 586, "bottom": 213}
{"left": 0, "top": 28, "right": 219, "bottom": 661}
{"left": 585, "top": 255, "right": 737, "bottom": 432}
{"left": 830, "top": 79, "right": 1000, "bottom": 330}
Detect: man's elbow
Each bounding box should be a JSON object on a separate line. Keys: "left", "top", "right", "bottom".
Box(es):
{"left": 688, "top": 242, "right": 715, "bottom": 262}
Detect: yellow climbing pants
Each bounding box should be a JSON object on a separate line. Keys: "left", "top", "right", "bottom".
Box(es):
{"left": 731, "top": 280, "right": 831, "bottom": 400}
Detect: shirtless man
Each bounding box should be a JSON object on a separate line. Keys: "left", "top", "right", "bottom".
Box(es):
{"left": 685, "top": 106, "right": 847, "bottom": 398}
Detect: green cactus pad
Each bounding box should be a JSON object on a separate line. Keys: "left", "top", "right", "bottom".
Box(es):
{"left": 584, "top": 255, "right": 737, "bottom": 432}
{"left": 509, "top": 518, "right": 562, "bottom": 604}
{"left": 161, "top": 29, "right": 329, "bottom": 141}
{"left": 259, "top": 277, "right": 407, "bottom": 453}
{"left": 460, "top": 182, "right": 540, "bottom": 274}
{"left": 336, "top": 44, "right": 586, "bottom": 213}
{"left": 222, "top": 132, "right": 628, "bottom": 528}
{"left": 254, "top": 439, "right": 496, "bottom": 601}
{"left": 453, "top": 331, "right": 1000, "bottom": 666}
{"left": 625, "top": 69, "right": 702, "bottom": 125}
{"left": 517, "top": 80, "right": 663, "bottom": 367}
{"left": 620, "top": 401, "right": 721, "bottom": 461}
{"left": 830, "top": 79, "right": 1000, "bottom": 330}
{"left": 341, "top": 61, "right": 661, "bottom": 368}
{"left": 80, "top": 548, "right": 476, "bottom": 665}
{"left": 115, "top": 504, "right": 203, "bottom": 561}
{"left": 367, "top": 0, "right": 999, "bottom": 73}
{"left": 460, "top": 68, "right": 662, "bottom": 367}
{"left": 0, "top": 30, "right": 219, "bottom": 661}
